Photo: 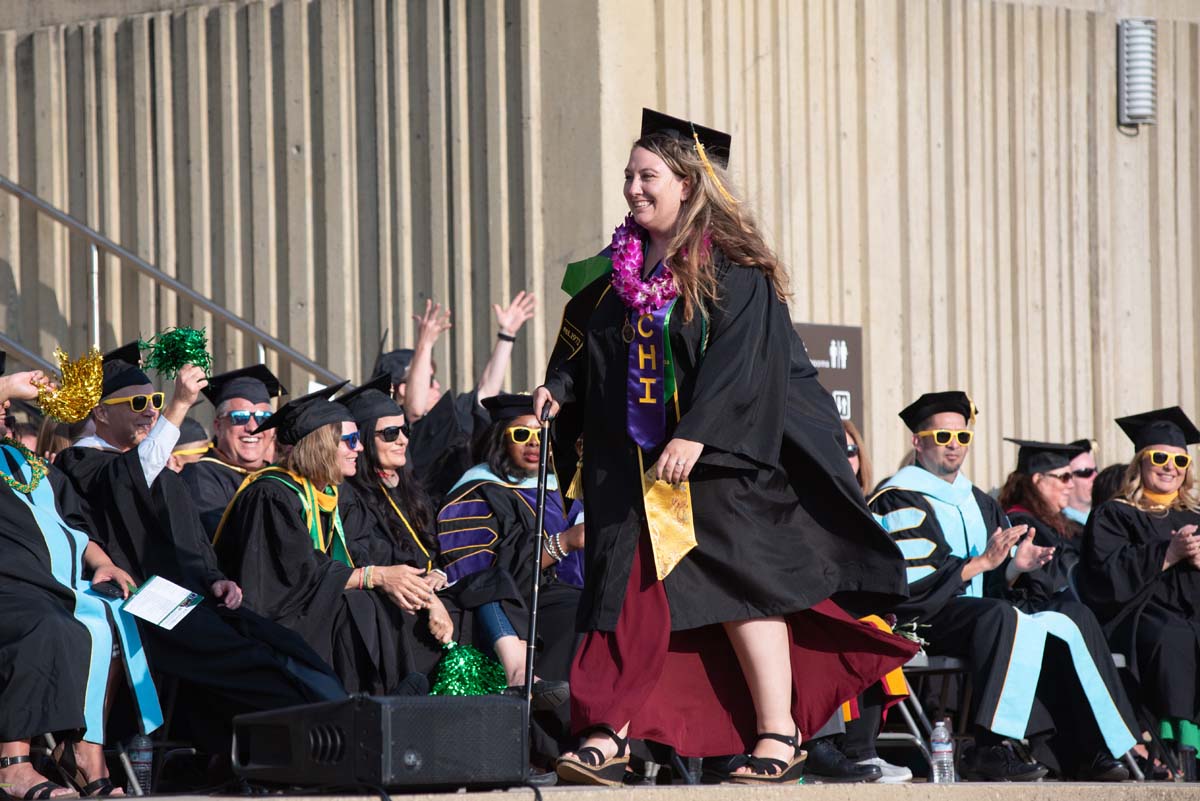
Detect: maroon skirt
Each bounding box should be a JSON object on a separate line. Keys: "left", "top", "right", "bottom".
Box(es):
{"left": 570, "top": 531, "right": 918, "bottom": 757}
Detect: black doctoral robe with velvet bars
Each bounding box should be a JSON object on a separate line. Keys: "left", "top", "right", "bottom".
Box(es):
{"left": 1081, "top": 499, "right": 1200, "bottom": 722}
{"left": 543, "top": 254, "right": 909, "bottom": 633}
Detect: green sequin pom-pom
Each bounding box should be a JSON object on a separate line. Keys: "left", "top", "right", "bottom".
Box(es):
{"left": 139, "top": 327, "right": 213, "bottom": 379}
{"left": 429, "top": 642, "right": 508, "bottom": 696}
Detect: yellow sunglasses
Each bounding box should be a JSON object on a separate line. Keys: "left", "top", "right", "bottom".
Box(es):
{"left": 916, "top": 428, "right": 973, "bottom": 446}
{"left": 506, "top": 425, "right": 541, "bottom": 445}
{"left": 100, "top": 392, "right": 165, "bottom": 413}
{"left": 1145, "top": 450, "right": 1192, "bottom": 471}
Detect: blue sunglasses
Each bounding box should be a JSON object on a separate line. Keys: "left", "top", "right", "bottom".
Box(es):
{"left": 340, "top": 432, "right": 362, "bottom": 450}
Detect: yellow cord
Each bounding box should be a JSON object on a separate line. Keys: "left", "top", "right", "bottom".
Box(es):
{"left": 693, "top": 131, "right": 737, "bottom": 205}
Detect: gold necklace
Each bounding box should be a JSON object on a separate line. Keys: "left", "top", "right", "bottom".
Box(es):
{"left": 0, "top": 438, "right": 48, "bottom": 494}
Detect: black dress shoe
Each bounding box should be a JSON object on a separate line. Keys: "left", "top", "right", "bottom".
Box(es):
{"left": 960, "top": 743, "right": 1049, "bottom": 782}
{"left": 503, "top": 680, "right": 570, "bottom": 711}
{"left": 803, "top": 739, "right": 882, "bottom": 783}
{"left": 1079, "top": 752, "right": 1130, "bottom": 782}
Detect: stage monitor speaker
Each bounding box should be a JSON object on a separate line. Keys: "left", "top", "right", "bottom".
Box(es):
{"left": 232, "top": 694, "right": 528, "bottom": 790}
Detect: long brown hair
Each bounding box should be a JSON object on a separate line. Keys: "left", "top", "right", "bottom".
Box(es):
{"left": 842, "top": 419, "right": 873, "bottom": 495}
{"left": 1117, "top": 449, "right": 1200, "bottom": 513}
{"left": 282, "top": 423, "right": 344, "bottom": 489}
{"left": 998, "top": 471, "right": 1080, "bottom": 539}
{"left": 633, "top": 132, "right": 788, "bottom": 321}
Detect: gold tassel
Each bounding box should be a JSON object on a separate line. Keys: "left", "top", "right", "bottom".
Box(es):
{"left": 565, "top": 466, "right": 584, "bottom": 501}
{"left": 692, "top": 131, "right": 737, "bottom": 206}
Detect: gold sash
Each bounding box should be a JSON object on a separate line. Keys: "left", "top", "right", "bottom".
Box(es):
{"left": 638, "top": 450, "right": 698, "bottom": 580}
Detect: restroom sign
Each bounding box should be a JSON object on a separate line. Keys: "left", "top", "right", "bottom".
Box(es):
{"left": 794, "top": 323, "right": 864, "bottom": 426}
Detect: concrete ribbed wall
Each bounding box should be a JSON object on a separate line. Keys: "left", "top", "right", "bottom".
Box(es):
{"left": 0, "top": 0, "right": 1197, "bottom": 487}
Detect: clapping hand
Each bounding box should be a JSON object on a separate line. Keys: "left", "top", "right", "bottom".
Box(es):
{"left": 1010, "top": 529, "right": 1055, "bottom": 574}
{"left": 979, "top": 524, "right": 1030, "bottom": 572}
{"left": 1165, "top": 524, "right": 1200, "bottom": 570}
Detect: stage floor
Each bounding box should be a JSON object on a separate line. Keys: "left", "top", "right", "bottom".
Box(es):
{"left": 193, "top": 781, "right": 1198, "bottom": 800}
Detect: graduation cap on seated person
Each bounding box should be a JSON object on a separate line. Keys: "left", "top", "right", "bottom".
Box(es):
{"left": 640, "top": 108, "right": 732, "bottom": 169}
{"left": 103, "top": 341, "right": 143, "bottom": 368}
{"left": 249, "top": 380, "right": 351, "bottom": 446}
{"left": 1115, "top": 406, "right": 1200, "bottom": 452}
{"left": 372, "top": 349, "right": 415, "bottom": 386}
{"left": 481, "top": 393, "right": 535, "bottom": 425}
{"left": 898, "top": 391, "right": 977, "bottom": 432}
{"left": 175, "top": 418, "right": 210, "bottom": 447}
{"left": 1068, "top": 438, "right": 1094, "bottom": 453}
{"left": 337, "top": 374, "right": 402, "bottom": 425}
{"left": 201, "top": 364, "right": 287, "bottom": 407}
{"left": 1003, "top": 438, "right": 1086, "bottom": 476}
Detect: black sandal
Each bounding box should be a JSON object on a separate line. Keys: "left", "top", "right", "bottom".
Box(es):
{"left": 724, "top": 730, "right": 807, "bottom": 785}
{"left": 555, "top": 725, "right": 629, "bottom": 786}
{"left": 53, "top": 745, "right": 118, "bottom": 797}
{"left": 0, "top": 755, "right": 76, "bottom": 800}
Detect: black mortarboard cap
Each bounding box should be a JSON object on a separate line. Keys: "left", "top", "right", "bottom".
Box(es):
{"left": 898, "top": 391, "right": 977, "bottom": 432}
{"left": 250, "top": 381, "right": 352, "bottom": 446}
{"left": 103, "top": 341, "right": 143, "bottom": 367}
{"left": 640, "top": 108, "right": 732, "bottom": 169}
{"left": 373, "top": 349, "right": 414, "bottom": 386}
{"left": 338, "top": 374, "right": 402, "bottom": 425}
{"left": 1115, "top": 406, "right": 1200, "bottom": 452}
{"left": 1004, "top": 438, "right": 1086, "bottom": 475}
{"left": 101, "top": 361, "right": 152, "bottom": 398}
{"left": 176, "top": 417, "right": 210, "bottom": 445}
{"left": 201, "top": 364, "right": 287, "bottom": 406}
{"left": 482, "top": 393, "right": 535, "bottom": 425}
{"left": 1068, "top": 438, "right": 1094, "bottom": 453}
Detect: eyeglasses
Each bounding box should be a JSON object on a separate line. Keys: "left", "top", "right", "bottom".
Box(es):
{"left": 101, "top": 392, "right": 165, "bottom": 413}
{"left": 845, "top": 443, "right": 860, "bottom": 458}
{"left": 376, "top": 424, "right": 412, "bottom": 443}
{"left": 1041, "top": 471, "right": 1075, "bottom": 484}
{"left": 1072, "top": 467, "right": 1097, "bottom": 479}
{"left": 340, "top": 432, "right": 362, "bottom": 450}
{"left": 506, "top": 425, "right": 541, "bottom": 445}
{"left": 222, "top": 410, "right": 272, "bottom": 428}
{"left": 1146, "top": 450, "right": 1192, "bottom": 471}
{"left": 916, "top": 429, "right": 973, "bottom": 446}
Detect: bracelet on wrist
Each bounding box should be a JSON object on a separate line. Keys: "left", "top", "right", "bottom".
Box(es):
{"left": 543, "top": 536, "right": 564, "bottom": 563}
{"left": 497, "top": 331, "right": 516, "bottom": 342}
{"left": 551, "top": 532, "right": 568, "bottom": 561}
{"left": 366, "top": 565, "right": 375, "bottom": 590}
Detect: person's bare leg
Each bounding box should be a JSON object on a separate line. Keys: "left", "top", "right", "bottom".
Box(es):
{"left": 0, "top": 740, "right": 76, "bottom": 798}
{"left": 723, "top": 616, "right": 797, "bottom": 773}
{"left": 71, "top": 741, "right": 123, "bottom": 796}
{"left": 492, "top": 635, "right": 528, "bottom": 687}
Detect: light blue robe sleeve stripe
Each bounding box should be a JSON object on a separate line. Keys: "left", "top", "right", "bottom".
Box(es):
{"left": 905, "top": 565, "right": 937, "bottom": 583}
{"left": 896, "top": 538, "right": 937, "bottom": 560}
{"left": 875, "top": 507, "right": 927, "bottom": 534}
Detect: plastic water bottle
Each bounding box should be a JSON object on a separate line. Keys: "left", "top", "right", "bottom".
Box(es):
{"left": 930, "top": 718, "right": 956, "bottom": 783}
{"left": 127, "top": 733, "right": 153, "bottom": 795}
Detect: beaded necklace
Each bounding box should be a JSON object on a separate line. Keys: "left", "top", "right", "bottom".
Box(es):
{"left": 0, "top": 438, "right": 48, "bottom": 494}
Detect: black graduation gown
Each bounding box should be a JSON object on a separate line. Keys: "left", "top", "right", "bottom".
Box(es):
{"left": 869, "top": 483, "right": 1138, "bottom": 765}
{"left": 407, "top": 390, "right": 491, "bottom": 505}
{"left": 544, "top": 257, "right": 907, "bottom": 632}
{"left": 1004, "top": 508, "right": 1082, "bottom": 608}
{"left": 180, "top": 456, "right": 253, "bottom": 541}
{"left": 1080, "top": 499, "right": 1200, "bottom": 721}
{"left": 0, "top": 459, "right": 141, "bottom": 741}
{"left": 337, "top": 480, "right": 458, "bottom": 676}
{"left": 215, "top": 477, "right": 429, "bottom": 694}
{"left": 55, "top": 446, "right": 344, "bottom": 747}
{"left": 435, "top": 476, "right": 581, "bottom": 682}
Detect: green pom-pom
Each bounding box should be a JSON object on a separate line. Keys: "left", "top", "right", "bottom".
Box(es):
{"left": 429, "top": 641, "right": 508, "bottom": 696}
{"left": 139, "top": 327, "right": 213, "bottom": 379}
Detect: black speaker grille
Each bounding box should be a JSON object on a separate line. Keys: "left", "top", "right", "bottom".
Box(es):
{"left": 308, "top": 724, "right": 346, "bottom": 764}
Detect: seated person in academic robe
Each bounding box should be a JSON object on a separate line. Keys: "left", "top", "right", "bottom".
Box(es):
{"left": 336, "top": 375, "right": 455, "bottom": 674}
{"left": 374, "top": 291, "right": 536, "bottom": 504}
{"left": 0, "top": 362, "right": 161, "bottom": 799}
{"left": 869, "top": 392, "right": 1138, "bottom": 781}
{"left": 1064, "top": 439, "right": 1099, "bottom": 526}
{"left": 181, "top": 365, "right": 285, "bottom": 539}
{"left": 167, "top": 417, "right": 210, "bottom": 473}
{"left": 55, "top": 359, "right": 344, "bottom": 757}
{"left": 215, "top": 386, "right": 438, "bottom": 695}
{"left": 997, "top": 439, "right": 1088, "bottom": 605}
{"left": 435, "top": 394, "right": 581, "bottom": 708}
{"left": 1080, "top": 406, "right": 1200, "bottom": 771}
